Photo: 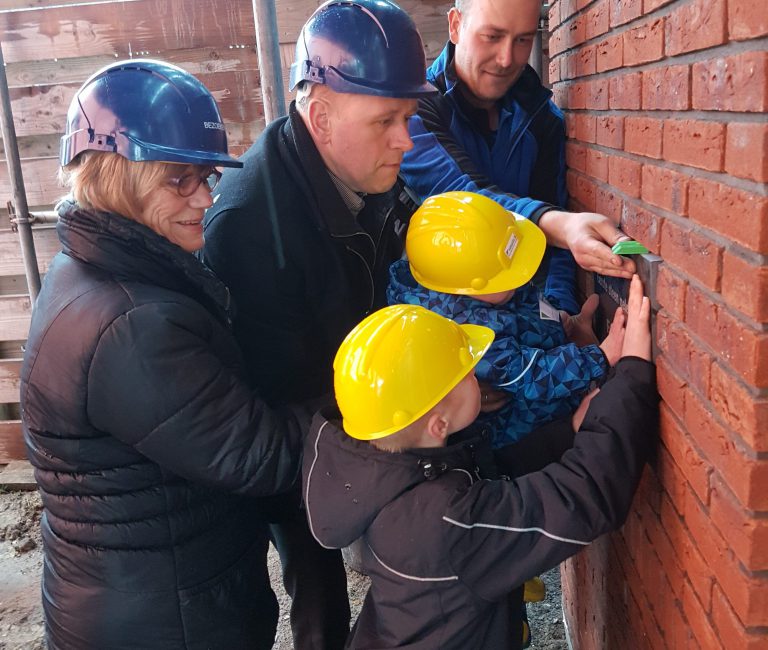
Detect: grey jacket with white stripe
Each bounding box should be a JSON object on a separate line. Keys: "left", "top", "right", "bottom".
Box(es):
{"left": 303, "top": 357, "right": 658, "bottom": 649}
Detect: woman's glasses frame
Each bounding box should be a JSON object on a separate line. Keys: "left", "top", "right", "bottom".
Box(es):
{"left": 167, "top": 168, "right": 222, "bottom": 197}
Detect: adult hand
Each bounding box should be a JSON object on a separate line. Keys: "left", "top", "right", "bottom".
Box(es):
{"left": 560, "top": 294, "right": 600, "bottom": 347}
{"left": 536, "top": 210, "right": 636, "bottom": 278}
{"left": 478, "top": 382, "right": 509, "bottom": 413}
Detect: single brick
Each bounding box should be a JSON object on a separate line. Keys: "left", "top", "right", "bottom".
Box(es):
{"left": 625, "top": 117, "right": 663, "bottom": 158}
{"left": 567, "top": 14, "right": 587, "bottom": 49}
{"left": 596, "top": 115, "right": 624, "bottom": 148}
{"left": 693, "top": 51, "right": 768, "bottom": 112}
{"left": 576, "top": 45, "right": 597, "bottom": 77}
{"left": 729, "top": 0, "right": 768, "bottom": 40}
{"left": 609, "top": 0, "right": 641, "bottom": 27}
{"left": 721, "top": 251, "right": 768, "bottom": 322}
{"left": 566, "top": 142, "right": 587, "bottom": 172}
{"left": 549, "top": 58, "right": 562, "bottom": 84}
{"left": 656, "top": 264, "right": 687, "bottom": 321}
{"left": 657, "top": 355, "right": 686, "bottom": 419}
{"left": 666, "top": 0, "right": 727, "bottom": 56}
{"left": 642, "top": 64, "right": 690, "bottom": 110}
{"left": 569, "top": 81, "right": 588, "bottom": 109}
{"left": 660, "top": 219, "right": 723, "bottom": 291}
{"left": 575, "top": 113, "right": 597, "bottom": 142}
{"left": 609, "top": 71, "right": 642, "bottom": 109}
{"left": 620, "top": 201, "right": 660, "bottom": 251}
{"left": 596, "top": 187, "right": 622, "bottom": 221}
{"left": 725, "top": 122, "right": 768, "bottom": 183}
{"left": 641, "top": 164, "right": 688, "bottom": 215}
{"left": 608, "top": 155, "right": 642, "bottom": 198}
{"left": 585, "top": 0, "right": 610, "bottom": 40}
{"left": 710, "top": 363, "right": 768, "bottom": 452}
{"left": 623, "top": 18, "right": 665, "bottom": 66}
{"left": 586, "top": 78, "right": 608, "bottom": 109}
{"left": 586, "top": 147, "right": 609, "bottom": 182}
{"left": 596, "top": 34, "right": 622, "bottom": 72}
{"left": 662, "top": 119, "right": 726, "bottom": 171}
{"left": 548, "top": 1, "right": 561, "bottom": 29}
{"left": 688, "top": 178, "right": 768, "bottom": 254}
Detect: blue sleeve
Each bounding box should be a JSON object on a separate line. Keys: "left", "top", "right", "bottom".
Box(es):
{"left": 477, "top": 338, "right": 607, "bottom": 408}
{"left": 402, "top": 112, "right": 554, "bottom": 223}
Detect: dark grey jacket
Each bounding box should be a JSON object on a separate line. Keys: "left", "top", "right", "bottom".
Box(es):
{"left": 304, "top": 358, "right": 658, "bottom": 649}
{"left": 21, "top": 202, "right": 307, "bottom": 649}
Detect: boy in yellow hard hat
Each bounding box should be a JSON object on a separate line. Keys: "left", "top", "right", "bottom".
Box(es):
{"left": 303, "top": 277, "right": 658, "bottom": 649}
{"left": 388, "top": 190, "right": 622, "bottom": 449}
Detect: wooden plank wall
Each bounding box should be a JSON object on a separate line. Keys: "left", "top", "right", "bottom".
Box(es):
{"left": 0, "top": 0, "right": 452, "bottom": 462}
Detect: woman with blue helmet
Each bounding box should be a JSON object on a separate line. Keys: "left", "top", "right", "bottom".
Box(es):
{"left": 20, "top": 60, "right": 308, "bottom": 649}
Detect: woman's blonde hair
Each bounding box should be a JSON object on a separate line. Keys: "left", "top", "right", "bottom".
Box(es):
{"left": 59, "top": 152, "right": 175, "bottom": 220}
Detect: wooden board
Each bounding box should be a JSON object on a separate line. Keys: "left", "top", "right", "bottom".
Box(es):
{"left": 0, "top": 358, "right": 21, "bottom": 403}
{"left": 0, "top": 421, "right": 25, "bottom": 464}
{"left": 0, "top": 294, "right": 31, "bottom": 342}
{"left": 0, "top": 459, "right": 36, "bottom": 488}
{"left": 0, "top": 227, "right": 60, "bottom": 277}
{"left": 0, "top": 0, "right": 257, "bottom": 64}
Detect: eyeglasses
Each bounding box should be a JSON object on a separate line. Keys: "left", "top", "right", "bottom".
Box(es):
{"left": 167, "top": 168, "right": 222, "bottom": 197}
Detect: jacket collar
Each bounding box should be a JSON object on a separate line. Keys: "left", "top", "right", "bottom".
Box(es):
{"left": 57, "top": 200, "right": 233, "bottom": 325}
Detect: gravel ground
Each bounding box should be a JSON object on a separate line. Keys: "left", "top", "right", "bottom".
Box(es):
{"left": 0, "top": 490, "right": 567, "bottom": 649}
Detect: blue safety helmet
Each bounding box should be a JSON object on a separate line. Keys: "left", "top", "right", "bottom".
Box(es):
{"left": 60, "top": 59, "right": 242, "bottom": 168}
{"left": 289, "top": 0, "right": 436, "bottom": 98}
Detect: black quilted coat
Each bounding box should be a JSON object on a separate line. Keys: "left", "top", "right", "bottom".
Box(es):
{"left": 21, "top": 201, "right": 307, "bottom": 649}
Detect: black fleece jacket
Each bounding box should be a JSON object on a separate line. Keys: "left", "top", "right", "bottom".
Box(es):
{"left": 304, "top": 357, "right": 659, "bottom": 649}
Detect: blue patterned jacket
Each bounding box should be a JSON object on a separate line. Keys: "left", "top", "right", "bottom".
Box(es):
{"left": 388, "top": 260, "right": 608, "bottom": 447}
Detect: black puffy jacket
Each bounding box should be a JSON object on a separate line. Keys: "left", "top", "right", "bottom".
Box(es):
{"left": 21, "top": 202, "right": 307, "bottom": 649}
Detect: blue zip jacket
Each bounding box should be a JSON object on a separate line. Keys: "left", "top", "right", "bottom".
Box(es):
{"left": 401, "top": 43, "right": 580, "bottom": 314}
{"left": 388, "top": 260, "right": 607, "bottom": 447}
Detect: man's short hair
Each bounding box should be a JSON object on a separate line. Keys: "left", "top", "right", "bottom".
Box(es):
{"left": 59, "top": 152, "right": 172, "bottom": 220}
{"left": 454, "top": 0, "right": 471, "bottom": 11}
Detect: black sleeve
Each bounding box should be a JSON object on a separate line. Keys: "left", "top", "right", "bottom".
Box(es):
{"left": 445, "top": 357, "right": 659, "bottom": 602}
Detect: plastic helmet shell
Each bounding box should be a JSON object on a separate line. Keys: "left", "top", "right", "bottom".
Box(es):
{"left": 406, "top": 191, "right": 547, "bottom": 295}
{"left": 289, "top": 0, "right": 436, "bottom": 98}
{"left": 60, "top": 59, "right": 242, "bottom": 168}
{"left": 334, "top": 304, "right": 494, "bottom": 440}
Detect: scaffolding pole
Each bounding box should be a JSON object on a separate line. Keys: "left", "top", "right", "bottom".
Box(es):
{"left": 252, "top": 0, "right": 287, "bottom": 124}
{"left": 0, "top": 41, "right": 41, "bottom": 302}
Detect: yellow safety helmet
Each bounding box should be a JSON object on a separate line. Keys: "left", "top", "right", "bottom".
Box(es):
{"left": 406, "top": 191, "right": 547, "bottom": 295}
{"left": 334, "top": 304, "right": 494, "bottom": 440}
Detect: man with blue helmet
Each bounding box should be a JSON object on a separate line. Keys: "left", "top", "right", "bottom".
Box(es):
{"left": 201, "top": 1, "right": 436, "bottom": 647}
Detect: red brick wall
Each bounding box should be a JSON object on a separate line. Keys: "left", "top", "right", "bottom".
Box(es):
{"left": 548, "top": 0, "right": 768, "bottom": 647}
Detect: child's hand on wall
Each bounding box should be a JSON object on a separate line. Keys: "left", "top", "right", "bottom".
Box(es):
{"left": 598, "top": 307, "right": 626, "bottom": 366}
{"left": 560, "top": 294, "right": 600, "bottom": 346}
{"left": 620, "top": 275, "right": 652, "bottom": 361}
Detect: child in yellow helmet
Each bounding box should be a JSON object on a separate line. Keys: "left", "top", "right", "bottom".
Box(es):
{"left": 303, "top": 278, "right": 657, "bottom": 649}
{"left": 388, "top": 190, "right": 624, "bottom": 448}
